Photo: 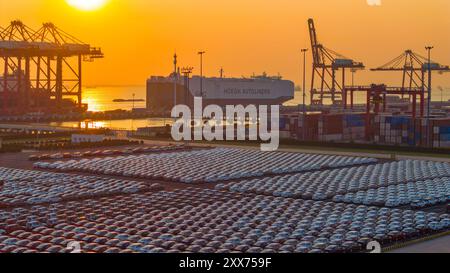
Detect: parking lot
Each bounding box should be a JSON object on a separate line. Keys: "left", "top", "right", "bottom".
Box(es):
{"left": 0, "top": 145, "right": 449, "bottom": 253}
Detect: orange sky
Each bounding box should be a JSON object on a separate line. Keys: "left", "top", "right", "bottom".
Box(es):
{"left": 1, "top": 0, "right": 450, "bottom": 87}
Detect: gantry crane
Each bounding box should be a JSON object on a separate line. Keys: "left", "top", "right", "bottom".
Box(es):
{"left": 344, "top": 84, "right": 424, "bottom": 141}
{"left": 343, "top": 50, "right": 450, "bottom": 144}
{"left": 0, "top": 21, "right": 36, "bottom": 112}
{"left": 371, "top": 49, "right": 450, "bottom": 117}
{"left": 0, "top": 21, "right": 103, "bottom": 114}
{"left": 308, "top": 18, "right": 365, "bottom": 106}
{"left": 371, "top": 50, "right": 450, "bottom": 90}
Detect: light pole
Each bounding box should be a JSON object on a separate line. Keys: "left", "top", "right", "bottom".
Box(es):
{"left": 131, "top": 92, "right": 136, "bottom": 132}
{"left": 301, "top": 48, "right": 308, "bottom": 140}
{"left": 198, "top": 51, "right": 206, "bottom": 96}
{"left": 173, "top": 53, "right": 178, "bottom": 109}
{"left": 425, "top": 46, "right": 433, "bottom": 147}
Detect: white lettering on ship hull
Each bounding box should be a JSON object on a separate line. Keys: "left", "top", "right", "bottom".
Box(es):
{"left": 224, "top": 88, "right": 271, "bottom": 96}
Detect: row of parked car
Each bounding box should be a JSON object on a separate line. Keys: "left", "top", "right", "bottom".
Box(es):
{"left": 216, "top": 160, "right": 450, "bottom": 204}
{"left": 0, "top": 189, "right": 243, "bottom": 232}
{"left": 0, "top": 167, "right": 164, "bottom": 208}
{"left": 29, "top": 144, "right": 187, "bottom": 161}
{"left": 332, "top": 177, "right": 450, "bottom": 208}
{"left": 33, "top": 148, "right": 378, "bottom": 184}
{"left": 0, "top": 167, "right": 61, "bottom": 182}
{"left": 0, "top": 190, "right": 448, "bottom": 253}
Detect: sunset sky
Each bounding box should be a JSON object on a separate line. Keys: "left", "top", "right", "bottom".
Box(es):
{"left": 1, "top": 0, "right": 450, "bottom": 87}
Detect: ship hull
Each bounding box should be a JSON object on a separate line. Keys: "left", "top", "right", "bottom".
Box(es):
{"left": 146, "top": 76, "right": 295, "bottom": 112}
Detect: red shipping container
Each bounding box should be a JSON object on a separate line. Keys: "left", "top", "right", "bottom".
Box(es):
{"left": 321, "top": 114, "right": 344, "bottom": 135}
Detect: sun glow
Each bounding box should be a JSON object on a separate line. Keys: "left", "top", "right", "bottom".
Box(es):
{"left": 66, "top": 0, "right": 108, "bottom": 11}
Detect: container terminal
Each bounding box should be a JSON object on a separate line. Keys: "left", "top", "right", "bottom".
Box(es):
{"left": 0, "top": 19, "right": 449, "bottom": 254}
{"left": 144, "top": 19, "right": 450, "bottom": 149}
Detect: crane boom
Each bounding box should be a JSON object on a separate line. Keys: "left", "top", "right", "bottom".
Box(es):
{"left": 308, "top": 19, "right": 322, "bottom": 66}
{"left": 308, "top": 18, "right": 365, "bottom": 106}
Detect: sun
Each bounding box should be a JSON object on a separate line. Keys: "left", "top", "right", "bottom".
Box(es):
{"left": 66, "top": 0, "right": 108, "bottom": 11}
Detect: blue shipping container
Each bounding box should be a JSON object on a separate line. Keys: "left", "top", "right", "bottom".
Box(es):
{"left": 439, "top": 127, "right": 450, "bottom": 134}
{"left": 440, "top": 133, "right": 450, "bottom": 141}
{"left": 279, "top": 117, "right": 288, "bottom": 130}
{"left": 391, "top": 117, "right": 410, "bottom": 126}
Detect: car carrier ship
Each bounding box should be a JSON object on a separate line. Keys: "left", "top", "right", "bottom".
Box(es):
{"left": 146, "top": 73, "right": 295, "bottom": 112}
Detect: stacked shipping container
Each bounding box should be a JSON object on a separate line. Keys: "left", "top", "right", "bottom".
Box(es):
{"left": 343, "top": 114, "right": 366, "bottom": 141}
{"left": 281, "top": 113, "right": 367, "bottom": 142}
{"left": 280, "top": 112, "right": 450, "bottom": 148}
{"left": 374, "top": 115, "right": 450, "bottom": 148}
{"left": 374, "top": 115, "right": 420, "bottom": 146}
{"left": 279, "top": 114, "right": 299, "bottom": 139}
{"left": 431, "top": 118, "right": 450, "bottom": 148}
{"left": 318, "top": 114, "right": 343, "bottom": 142}
{"left": 318, "top": 113, "right": 369, "bottom": 142}
{"left": 280, "top": 113, "right": 320, "bottom": 140}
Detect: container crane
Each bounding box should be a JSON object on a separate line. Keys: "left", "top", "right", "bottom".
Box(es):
{"left": 0, "top": 21, "right": 103, "bottom": 114}
{"left": 0, "top": 21, "right": 36, "bottom": 112}
{"left": 371, "top": 50, "right": 450, "bottom": 90}
{"left": 308, "top": 18, "right": 365, "bottom": 106}
{"left": 32, "top": 22, "right": 103, "bottom": 108}
{"left": 371, "top": 49, "right": 450, "bottom": 117}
